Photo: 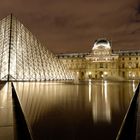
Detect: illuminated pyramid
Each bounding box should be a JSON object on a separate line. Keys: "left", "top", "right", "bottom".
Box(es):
{"left": 0, "top": 15, "right": 74, "bottom": 81}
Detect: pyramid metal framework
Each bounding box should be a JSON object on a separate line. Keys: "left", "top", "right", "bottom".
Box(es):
{"left": 0, "top": 15, "right": 74, "bottom": 81}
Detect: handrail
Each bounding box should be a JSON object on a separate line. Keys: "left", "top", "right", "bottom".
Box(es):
{"left": 116, "top": 82, "right": 140, "bottom": 140}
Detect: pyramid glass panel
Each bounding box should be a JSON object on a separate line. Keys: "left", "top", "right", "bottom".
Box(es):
{"left": 0, "top": 15, "right": 74, "bottom": 81}
{"left": 0, "top": 15, "right": 11, "bottom": 80}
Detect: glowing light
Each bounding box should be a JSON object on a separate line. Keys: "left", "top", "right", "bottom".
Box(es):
{"left": 132, "top": 73, "right": 135, "bottom": 78}
{"left": 104, "top": 80, "right": 111, "bottom": 122}
{"left": 132, "top": 80, "right": 136, "bottom": 92}
{"left": 0, "top": 15, "right": 74, "bottom": 81}
{"left": 104, "top": 71, "right": 108, "bottom": 75}
{"left": 92, "top": 80, "right": 111, "bottom": 123}
{"left": 92, "top": 39, "right": 111, "bottom": 50}
{"left": 104, "top": 80, "right": 107, "bottom": 101}
{"left": 88, "top": 72, "right": 91, "bottom": 75}
{"left": 88, "top": 79, "right": 92, "bottom": 102}
{"left": 128, "top": 72, "right": 132, "bottom": 77}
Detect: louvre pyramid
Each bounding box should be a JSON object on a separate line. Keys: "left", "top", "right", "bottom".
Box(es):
{"left": 0, "top": 15, "right": 74, "bottom": 81}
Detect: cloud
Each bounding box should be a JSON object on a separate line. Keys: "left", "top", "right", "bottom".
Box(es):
{"left": 0, "top": 0, "right": 139, "bottom": 53}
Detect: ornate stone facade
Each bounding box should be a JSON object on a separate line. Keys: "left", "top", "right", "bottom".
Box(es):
{"left": 57, "top": 39, "right": 140, "bottom": 80}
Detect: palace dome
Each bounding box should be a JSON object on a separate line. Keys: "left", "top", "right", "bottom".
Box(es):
{"left": 92, "top": 39, "right": 111, "bottom": 50}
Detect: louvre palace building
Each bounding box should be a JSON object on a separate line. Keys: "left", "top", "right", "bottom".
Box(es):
{"left": 57, "top": 39, "right": 140, "bottom": 80}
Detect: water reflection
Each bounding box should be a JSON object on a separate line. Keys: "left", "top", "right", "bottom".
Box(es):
{"left": 13, "top": 81, "right": 138, "bottom": 140}
{"left": 0, "top": 82, "right": 15, "bottom": 140}
{"left": 91, "top": 80, "right": 111, "bottom": 123}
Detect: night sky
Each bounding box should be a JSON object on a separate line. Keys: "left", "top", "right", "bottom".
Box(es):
{"left": 0, "top": 0, "right": 140, "bottom": 53}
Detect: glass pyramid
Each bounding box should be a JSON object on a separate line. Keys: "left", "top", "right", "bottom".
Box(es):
{"left": 0, "top": 15, "right": 74, "bottom": 81}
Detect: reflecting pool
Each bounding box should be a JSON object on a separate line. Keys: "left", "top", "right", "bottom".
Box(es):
{"left": 13, "top": 80, "right": 138, "bottom": 140}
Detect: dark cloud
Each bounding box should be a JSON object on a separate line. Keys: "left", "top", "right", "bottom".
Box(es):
{"left": 135, "top": 1, "right": 140, "bottom": 14}
{"left": 0, "top": 0, "right": 139, "bottom": 53}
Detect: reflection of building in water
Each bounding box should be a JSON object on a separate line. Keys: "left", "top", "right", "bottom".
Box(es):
{"left": 57, "top": 39, "right": 140, "bottom": 80}
{"left": 91, "top": 80, "right": 111, "bottom": 123}
{"left": 14, "top": 81, "right": 135, "bottom": 124}
{"left": 89, "top": 81, "right": 134, "bottom": 123}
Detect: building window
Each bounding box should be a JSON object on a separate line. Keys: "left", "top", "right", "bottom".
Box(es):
{"left": 136, "top": 63, "right": 138, "bottom": 68}
{"left": 112, "top": 63, "right": 115, "bottom": 68}
{"left": 122, "top": 57, "right": 124, "bottom": 60}
{"left": 129, "top": 57, "right": 131, "bottom": 60}
{"left": 122, "top": 64, "right": 124, "bottom": 68}
{"left": 95, "top": 64, "right": 97, "bottom": 68}
{"left": 81, "top": 72, "right": 84, "bottom": 76}
{"left": 136, "top": 57, "right": 138, "bottom": 60}
{"left": 100, "top": 63, "right": 103, "bottom": 68}
{"left": 123, "top": 71, "right": 125, "bottom": 77}
{"left": 105, "top": 63, "right": 107, "bottom": 68}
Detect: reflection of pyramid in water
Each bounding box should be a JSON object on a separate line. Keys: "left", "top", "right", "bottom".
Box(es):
{"left": 0, "top": 15, "right": 73, "bottom": 81}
